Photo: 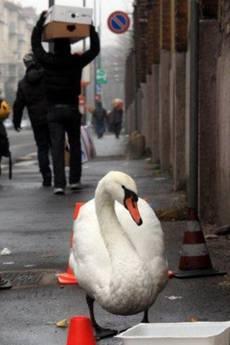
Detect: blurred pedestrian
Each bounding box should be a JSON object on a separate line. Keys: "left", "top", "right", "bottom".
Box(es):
{"left": 0, "top": 98, "right": 12, "bottom": 178}
{"left": 92, "top": 99, "right": 107, "bottom": 138}
{"left": 31, "top": 12, "right": 100, "bottom": 195}
{"left": 12, "top": 53, "right": 52, "bottom": 187}
{"left": 110, "top": 99, "right": 123, "bottom": 139}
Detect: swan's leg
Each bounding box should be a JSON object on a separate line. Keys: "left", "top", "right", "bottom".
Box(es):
{"left": 141, "top": 309, "right": 149, "bottom": 323}
{"left": 116, "top": 309, "right": 150, "bottom": 337}
{"left": 86, "top": 294, "right": 118, "bottom": 340}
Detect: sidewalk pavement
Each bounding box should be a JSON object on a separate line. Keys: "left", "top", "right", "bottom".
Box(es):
{"left": 0, "top": 131, "right": 229, "bottom": 345}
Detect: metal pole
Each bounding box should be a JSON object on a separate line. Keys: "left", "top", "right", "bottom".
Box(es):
{"left": 94, "top": 0, "right": 97, "bottom": 100}
{"left": 98, "top": 0, "right": 102, "bottom": 69}
{"left": 188, "top": 0, "right": 199, "bottom": 219}
{"left": 82, "top": 0, "right": 87, "bottom": 123}
{"left": 83, "top": 0, "right": 86, "bottom": 52}
{"left": 48, "top": 0, "right": 55, "bottom": 52}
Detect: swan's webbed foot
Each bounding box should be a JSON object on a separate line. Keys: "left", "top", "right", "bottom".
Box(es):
{"left": 86, "top": 294, "right": 118, "bottom": 339}
{"left": 94, "top": 324, "right": 118, "bottom": 340}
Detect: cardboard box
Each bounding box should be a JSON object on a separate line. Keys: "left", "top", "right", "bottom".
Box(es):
{"left": 42, "top": 5, "right": 93, "bottom": 42}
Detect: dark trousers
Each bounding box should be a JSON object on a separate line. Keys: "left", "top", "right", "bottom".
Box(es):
{"left": 0, "top": 122, "right": 10, "bottom": 157}
{"left": 113, "top": 122, "right": 122, "bottom": 138}
{"left": 47, "top": 105, "right": 81, "bottom": 189}
{"left": 32, "top": 123, "right": 51, "bottom": 179}
{"left": 95, "top": 120, "right": 105, "bottom": 138}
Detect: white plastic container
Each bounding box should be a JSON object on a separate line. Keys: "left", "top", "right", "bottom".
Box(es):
{"left": 116, "top": 322, "right": 230, "bottom": 345}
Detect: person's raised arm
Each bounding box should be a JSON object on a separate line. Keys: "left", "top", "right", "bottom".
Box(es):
{"left": 80, "top": 25, "right": 100, "bottom": 67}
{"left": 31, "top": 11, "right": 49, "bottom": 64}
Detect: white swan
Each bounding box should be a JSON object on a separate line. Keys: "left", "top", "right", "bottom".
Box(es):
{"left": 70, "top": 171, "right": 168, "bottom": 338}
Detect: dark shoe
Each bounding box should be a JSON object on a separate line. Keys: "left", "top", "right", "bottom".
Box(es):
{"left": 53, "top": 188, "right": 65, "bottom": 195}
{"left": 70, "top": 182, "right": 82, "bottom": 191}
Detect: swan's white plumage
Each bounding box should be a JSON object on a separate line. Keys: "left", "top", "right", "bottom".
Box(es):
{"left": 70, "top": 171, "right": 168, "bottom": 316}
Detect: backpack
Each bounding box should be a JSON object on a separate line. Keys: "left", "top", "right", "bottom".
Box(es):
{"left": 0, "top": 99, "right": 11, "bottom": 121}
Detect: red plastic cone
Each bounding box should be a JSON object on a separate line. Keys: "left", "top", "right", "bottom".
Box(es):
{"left": 66, "top": 316, "right": 96, "bottom": 345}
{"left": 174, "top": 220, "right": 226, "bottom": 278}
{"left": 56, "top": 263, "right": 77, "bottom": 285}
{"left": 57, "top": 202, "right": 84, "bottom": 285}
{"left": 72, "top": 202, "right": 84, "bottom": 221}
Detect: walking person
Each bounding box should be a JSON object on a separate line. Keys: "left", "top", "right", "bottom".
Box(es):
{"left": 12, "top": 53, "right": 52, "bottom": 187}
{"left": 92, "top": 99, "right": 107, "bottom": 138}
{"left": 0, "top": 98, "right": 12, "bottom": 179}
{"left": 31, "top": 12, "right": 100, "bottom": 195}
{"left": 110, "top": 99, "right": 123, "bottom": 139}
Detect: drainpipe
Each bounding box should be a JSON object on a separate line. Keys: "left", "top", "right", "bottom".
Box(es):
{"left": 188, "top": 0, "right": 199, "bottom": 220}
{"left": 133, "top": 48, "right": 138, "bottom": 131}
{"left": 133, "top": 5, "right": 138, "bottom": 131}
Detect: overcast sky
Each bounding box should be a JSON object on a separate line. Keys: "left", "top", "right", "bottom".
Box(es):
{"left": 16, "top": 0, "right": 133, "bottom": 46}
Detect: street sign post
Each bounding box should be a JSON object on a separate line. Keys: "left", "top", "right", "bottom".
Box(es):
{"left": 107, "top": 11, "right": 130, "bottom": 34}
{"left": 96, "top": 69, "right": 107, "bottom": 84}
{"left": 96, "top": 84, "right": 102, "bottom": 94}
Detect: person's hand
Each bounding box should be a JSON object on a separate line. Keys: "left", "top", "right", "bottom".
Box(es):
{"left": 36, "top": 11, "right": 47, "bottom": 27}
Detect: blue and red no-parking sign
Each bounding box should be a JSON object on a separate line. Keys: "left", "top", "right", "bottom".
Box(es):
{"left": 107, "top": 11, "right": 130, "bottom": 34}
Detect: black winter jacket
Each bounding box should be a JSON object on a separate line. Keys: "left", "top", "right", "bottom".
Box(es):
{"left": 31, "top": 15, "right": 100, "bottom": 106}
{"left": 13, "top": 65, "right": 48, "bottom": 128}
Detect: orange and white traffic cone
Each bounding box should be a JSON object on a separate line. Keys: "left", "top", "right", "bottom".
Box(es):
{"left": 57, "top": 202, "right": 84, "bottom": 285}
{"left": 174, "top": 220, "right": 226, "bottom": 278}
{"left": 66, "top": 316, "right": 96, "bottom": 345}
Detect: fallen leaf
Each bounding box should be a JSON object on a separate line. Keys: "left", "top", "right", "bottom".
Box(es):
{"left": 1, "top": 248, "right": 12, "bottom": 255}
{"left": 56, "top": 319, "right": 69, "bottom": 328}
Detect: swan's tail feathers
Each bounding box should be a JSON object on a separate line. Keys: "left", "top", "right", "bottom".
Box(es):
{"left": 66, "top": 316, "right": 96, "bottom": 345}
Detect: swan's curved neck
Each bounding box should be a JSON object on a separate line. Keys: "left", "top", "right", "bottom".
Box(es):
{"left": 95, "top": 183, "right": 134, "bottom": 258}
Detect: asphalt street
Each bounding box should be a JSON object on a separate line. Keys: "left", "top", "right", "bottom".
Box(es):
{"left": 0, "top": 130, "right": 229, "bottom": 345}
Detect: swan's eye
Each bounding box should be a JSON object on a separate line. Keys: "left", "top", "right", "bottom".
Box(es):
{"left": 122, "top": 186, "right": 138, "bottom": 205}
{"left": 122, "top": 186, "right": 142, "bottom": 225}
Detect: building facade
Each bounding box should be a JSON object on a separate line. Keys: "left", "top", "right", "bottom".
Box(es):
{"left": 125, "top": 0, "right": 230, "bottom": 226}
{"left": 0, "top": 0, "right": 36, "bottom": 103}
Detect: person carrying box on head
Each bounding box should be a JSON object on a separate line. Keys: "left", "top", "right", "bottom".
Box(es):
{"left": 31, "top": 9, "right": 100, "bottom": 195}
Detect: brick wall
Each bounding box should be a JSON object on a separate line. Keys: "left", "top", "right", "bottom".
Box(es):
{"left": 200, "top": 0, "right": 218, "bottom": 18}
{"left": 218, "top": 0, "right": 230, "bottom": 37}
{"left": 161, "top": 0, "right": 171, "bottom": 51}
{"left": 147, "top": 0, "right": 161, "bottom": 71}
{"left": 175, "top": 0, "right": 188, "bottom": 52}
{"left": 133, "top": 0, "right": 148, "bottom": 85}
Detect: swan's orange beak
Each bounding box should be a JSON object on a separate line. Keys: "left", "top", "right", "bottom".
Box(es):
{"left": 125, "top": 197, "right": 143, "bottom": 226}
